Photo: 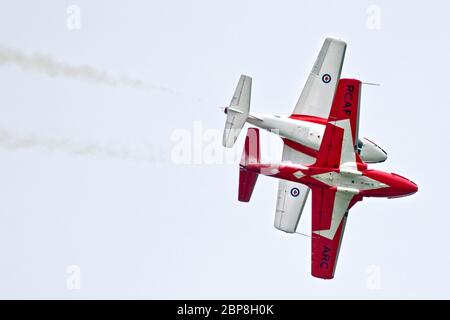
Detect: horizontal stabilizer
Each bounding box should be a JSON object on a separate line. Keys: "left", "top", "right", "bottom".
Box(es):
{"left": 238, "top": 128, "right": 260, "bottom": 202}
{"left": 222, "top": 75, "right": 252, "bottom": 148}
{"left": 238, "top": 170, "right": 258, "bottom": 202}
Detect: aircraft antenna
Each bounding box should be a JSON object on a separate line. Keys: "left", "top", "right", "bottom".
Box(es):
{"left": 362, "top": 82, "right": 381, "bottom": 86}
{"left": 295, "top": 232, "right": 311, "bottom": 238}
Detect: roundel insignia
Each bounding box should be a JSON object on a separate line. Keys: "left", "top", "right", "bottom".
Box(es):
{"left": 290, "top": 187, "right": 300, "bottom": 197}
{"left": 322, "top": 74, "right": 331, "bottom": 83}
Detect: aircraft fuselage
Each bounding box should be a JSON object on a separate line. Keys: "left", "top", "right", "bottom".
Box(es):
{"left": 246, "top": 112, "right": 387, "bottom": 163}
{"left": 244, "top": 162, "right": 417, "bottom": 199}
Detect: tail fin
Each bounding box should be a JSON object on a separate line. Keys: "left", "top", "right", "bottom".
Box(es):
{"left": 238, "top": 128, "right": 260, "bottom": 202}
{"left": 222, "top": 75, "right": 252, "bottom": 148}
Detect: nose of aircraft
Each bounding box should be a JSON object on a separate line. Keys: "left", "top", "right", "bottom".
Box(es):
{"left": 389, "top": 173, "right": 418, "bottom": 197}
{"left": 359, "top": 138, "right": 388, "bottom": 163}
{"left": 376, "top": 147, "right": 388, "bottom": 163}
{"left": 370, "top": 147, "right": 387, "bottom": 164}
{"left": 400, "top": 179, "right": 418, "bottom": 195}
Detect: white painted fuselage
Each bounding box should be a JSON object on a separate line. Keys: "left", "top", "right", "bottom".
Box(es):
{"left": 247, "top": 113, "right": 323, "bottom": 151}
{"left": 246, "top": 112, "right": 387, "bottom": 163}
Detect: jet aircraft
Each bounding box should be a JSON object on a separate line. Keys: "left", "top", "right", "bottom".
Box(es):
{"left": 222, "top": 38, "right": 417, "bottom": 279}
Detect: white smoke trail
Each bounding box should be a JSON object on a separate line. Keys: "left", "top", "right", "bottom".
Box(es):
{"left": 0, "top": 128, "right": 168, "bottom": 163}
{"left": 0, "top": 45, "right": 177, "bottom": 94}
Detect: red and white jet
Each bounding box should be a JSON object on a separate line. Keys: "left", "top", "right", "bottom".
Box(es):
{"left": 222, "top": 38, "right": 418, "bottom": 279}
{"left": 223, "top": 38, "right": 388, "bottom": 234}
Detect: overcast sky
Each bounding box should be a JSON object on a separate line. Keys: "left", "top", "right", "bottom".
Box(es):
{"left": 0, "top": 0, "right": 449, "bottom": 299}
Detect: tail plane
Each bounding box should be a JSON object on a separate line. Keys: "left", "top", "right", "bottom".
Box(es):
{"left": 222, "top": 75, "right": 252, "bottom": 148}
{"left": 238, "top": 128, "right": 260, "bottom": 202}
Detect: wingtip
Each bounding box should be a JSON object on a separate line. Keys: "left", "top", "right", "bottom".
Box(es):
{"left": 240, "top": 74, "right": 252, "bottom": 80}
{"left": 325, "top": 37, "right": 347, "bottom": 47}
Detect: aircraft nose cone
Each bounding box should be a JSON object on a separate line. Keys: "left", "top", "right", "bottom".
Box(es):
{"left": 378, "top": 148, "right": 388, "bottom": 163}
{"left": 371, "top": 143, "right": 388, "bottom": 162}
{"left": 360, "top": 138, "right": 388, "bottom": 163}
{"left": 403, "top": 180, "right": 418, "bottom": 195}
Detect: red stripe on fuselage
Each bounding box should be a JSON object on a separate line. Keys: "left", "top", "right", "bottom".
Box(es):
{"left": 283, "top": 138, "right": 318, "bottom": 158}
{"left": 289, "top": 114, "right": 328, "bottom": 125}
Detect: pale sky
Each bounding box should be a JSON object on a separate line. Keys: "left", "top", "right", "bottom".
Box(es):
{"left": 0, "top": 0, "right": 449, "bottom": 299}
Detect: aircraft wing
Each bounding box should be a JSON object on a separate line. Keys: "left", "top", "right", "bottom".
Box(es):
{"left": 315, "top": 78, "right": 362, "bottom": 169}
{"left": 275, "top": 76, "right": 362, "bottom": 233}
{"left": 311, "top": 187, "right": 357, "bottom": 279}
{"left": 311, "top": 77, "right": 364, "bottom": 279}
{"left": 292, "top": 38, "right": 346, "bottom": 118}
{"left": 274, "top": 143, "right": 315, "bottom": 233}
{"left": 329, "top": 78, "right": 361, "bottom": 148}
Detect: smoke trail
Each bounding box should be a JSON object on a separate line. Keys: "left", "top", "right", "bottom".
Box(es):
{"left": 0, "top": 128, "right": 168, "bottom": 163}
{"left": 0, "top": 45, "right": 177, "bottom": 93}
